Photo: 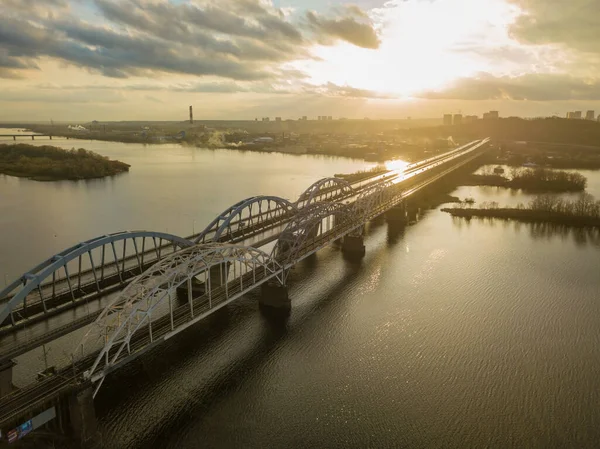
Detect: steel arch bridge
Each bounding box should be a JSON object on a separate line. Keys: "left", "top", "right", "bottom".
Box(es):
{"left": 0, "top": 138, "right": 492, "bottom": 398}
{"left": 0, "top": 231, "right": 193, "bottom": 327}
{"left": 194, "top": 196, "right": 297, "bottom": 244}
{"left": 75, "top": 243, "right": 283, "bottom": 394}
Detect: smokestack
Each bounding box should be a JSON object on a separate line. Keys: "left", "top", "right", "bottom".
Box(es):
{"left": 189, "top": 105, "right": 193, "bottom": 124}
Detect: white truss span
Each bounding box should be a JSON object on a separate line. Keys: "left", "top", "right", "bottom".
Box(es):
{"left": 77, "top": 243, "right": 282, "bottom": 390}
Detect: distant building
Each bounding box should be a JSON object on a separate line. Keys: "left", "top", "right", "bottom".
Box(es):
{"left": 464, "top": 115, "right": 478, "bottom": 123}
{"left": 586, "top": 110, "right": 595, "bottom": 120}
{"left": 262, "top": 117, "right": 270, "bottom": 122}
{"left": 483, "top": 110, "right": 499, "bottom": 120}
{"left": 189, "top": 105, "right": 193, "bottom": 124}
{"left": 443, "top": 114, "right": 453, "bottom": 126}
{"left": 301, "top": 116, "right": 307, "bottom": 121}
{"left": 327, "top": 116, "right": 333, "bottom": 121}
{"left": 453, "top": 114, "right": 463, "bottom": 125}
{"left": 275, "top": 117, "right": 282, "bottom": 122}
{"left": 573, "top": 111, "right": 582, "bottom": 119}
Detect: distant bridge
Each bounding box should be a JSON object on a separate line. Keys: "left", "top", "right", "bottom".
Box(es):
{"left": 0, "top": 138, "right": 491, "bottom": 442}
{"left": 0, "top": 134, "right": 55, "bottom": 140}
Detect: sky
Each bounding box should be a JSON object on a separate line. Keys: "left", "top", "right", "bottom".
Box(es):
{"left": 1, "top": 0, "right": 600, "bottom": 121}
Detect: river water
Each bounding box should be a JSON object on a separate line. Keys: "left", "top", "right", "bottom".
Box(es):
{"left": 1, "top": 132, "right": 600, "bottom": 448}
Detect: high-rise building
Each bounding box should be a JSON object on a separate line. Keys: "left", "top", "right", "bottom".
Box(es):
{"left": 328, "top": 116, "right": 333, "bottom": 121}
{"left": 443, "top": 114, "right": 453, "bottom": 126}
{"left": 483, "top": 110, "right": 499, "bottom": 120}
{"left": 573, "top": 111, "right": 582, "bottom": 119}
{"left": 189, "top": 105, "right": 193, "bottom": 124}
{"left": 586, "top": 110, "right": 595, "bottom": 120}
{"left": 275, "top": 117, "right": 282, "bottom": 122}
{"left": 566, "top": 112, "right": 572, "bottom": 119}
{"left": 453, "top": 114, "right": 463, "bottom": 125}
{"left": 464, "top": 115, "right": 478, "bottom": 123}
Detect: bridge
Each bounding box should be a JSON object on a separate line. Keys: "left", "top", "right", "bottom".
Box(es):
{"left": 0, "top": 134, "right": 54, "bottom": 140}
{"left": 0, "top": 138, "right": 490, "bottom": 444}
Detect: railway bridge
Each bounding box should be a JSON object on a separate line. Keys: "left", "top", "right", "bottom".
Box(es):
{"left": 0, "top": 138, "right": 490, "bottom": 445}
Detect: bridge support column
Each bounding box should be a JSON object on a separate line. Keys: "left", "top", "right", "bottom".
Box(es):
{"left": 69, "top": 383, "right": 98, "bottom": 446}
{"left": 31, "top": 135, "right": 35, "bottom": 140}
{"left": 341, "top": 235, "right": 365, "bottom": 259}
{"left": 260, "top": 283, "right": 290, "bottom": 309}
{"left": 13, "top": 135, "right": 16, "bottom": 141}
{"left": 386, "top": 203, "right": 407, "bottom": 225}
{"left": 407, "top": 207, "right": 420, "bottom": 223}
{"left": 0, "top": 359, "right": 16, "bottom": 398}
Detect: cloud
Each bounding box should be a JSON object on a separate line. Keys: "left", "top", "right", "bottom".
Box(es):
{"left": 508, "top": 0, "right": 600, "bottom": 54}
{"left": 306, "top": 10, "right": 380, "bottom": 49}
{"left": 305, "top": 82, "right": 395, "bottom": 99}
{"left": 417, "top": 73, "right": 600, "bottom": 101}
{"left": 0, "top": 15, "right": 272, "bottom": 80}
{"left": 0, "top": 0, "right": 377, "bottom": 80}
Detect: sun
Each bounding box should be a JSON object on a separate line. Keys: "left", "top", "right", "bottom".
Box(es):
{"left": 294, "top": 0, "right": 518, "bottom": 98}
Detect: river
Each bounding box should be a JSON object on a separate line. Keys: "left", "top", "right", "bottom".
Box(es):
{"left": 1, "top": 133, "right": 600, "bottom": 448}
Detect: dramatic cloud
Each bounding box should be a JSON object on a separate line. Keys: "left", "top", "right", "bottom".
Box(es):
{"left": 417, "top": 73, "right": 600, "bottom": 101}
{"left": 0, "top": 0, "right": 379, "bottom": 80}
{"left": 508, "top": 0, "right": 600, "bottom": 54}
{"left": 306, "top": 10, "right": 380, "bottom": 49}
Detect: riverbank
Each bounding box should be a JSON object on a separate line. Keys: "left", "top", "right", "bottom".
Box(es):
{"left": 463, "top": 168, "right": 587, "bottom": 192}
{"left": 442, "top": 207, "right": 600, "bottom": 227}
{"left": 0, "top": 143, "right": 130, "bottom": 181}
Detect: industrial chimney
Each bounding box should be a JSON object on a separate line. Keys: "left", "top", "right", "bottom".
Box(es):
{"left": 189, "top": 105, "right": 193, "bottom": 124}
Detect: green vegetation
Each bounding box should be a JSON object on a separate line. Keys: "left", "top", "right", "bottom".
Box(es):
{"left": 464, "top": 167, "right": 587, "bottom": 192}
{"left": 0, "top": 144, "right": 130, "bottom": 181}
{"left": 335, "top": 165, "right": 388, "bottom": 182}
{"left": 442, "top": 193, "right": 600, "bottom": 227}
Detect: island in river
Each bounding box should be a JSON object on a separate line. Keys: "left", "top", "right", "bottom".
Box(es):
{"left": 0, "top": 143, "right": 130, "bottom": 181}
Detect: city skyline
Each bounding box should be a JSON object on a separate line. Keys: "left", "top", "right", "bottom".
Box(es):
{"left": 1, "top": 0, "right": 600, "bottom": 121}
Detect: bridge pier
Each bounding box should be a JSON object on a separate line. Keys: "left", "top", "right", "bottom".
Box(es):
{"left": 260, "top": 283, "right": 290, "bottom": 309}
{"left": 341, "top": 235, "right": 366, "bottom": 259}
{"left": 69, "top": 383, "right": 98, "bottom": 447}
{"left": 0, "top": 359, "right": 15, "bottom": 398}
{"left": 12, "top": 135, "right": 16, "bottom": 141}
{"left": 386, "top": 202, "right": 407, "bottom": 225}
{"left": 31, "top": 135, "right": 35, "bottom": 140}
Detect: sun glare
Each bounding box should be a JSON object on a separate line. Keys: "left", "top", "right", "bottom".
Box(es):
{"left": 297, "top": 0, "right": 517, "bottom": 97}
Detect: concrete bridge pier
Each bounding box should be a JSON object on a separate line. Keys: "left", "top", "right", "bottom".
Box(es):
{"left": 260, "top": 282, "right": 290, "bottom": 309}
{"left": 341, "top": 235, "right": 366, "bottom": 259}
{"left": 386, "top": 202, "right": 407, "bottom": 225}
{"left": 0, "top": 359, "right": 16, "bottom": 398}
{"left": 69, "top": 383, "right": 98, "bottom": 447}
{"left": 407, "top": 206, "right": 420, "bottom": 223}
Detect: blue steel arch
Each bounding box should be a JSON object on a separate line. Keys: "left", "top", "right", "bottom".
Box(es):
{"left": 0, "top": 231, "right": 194, "bottom": 326}
{"left": 194, "top": 196, "right": 297, "bottom": 244}
{"left": 296, "top": 177, "right": 353, "bottom": 207}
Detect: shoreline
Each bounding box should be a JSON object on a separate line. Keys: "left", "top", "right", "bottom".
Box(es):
{"left": 441, "top": 207, "right": 600, "bottom": 227}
